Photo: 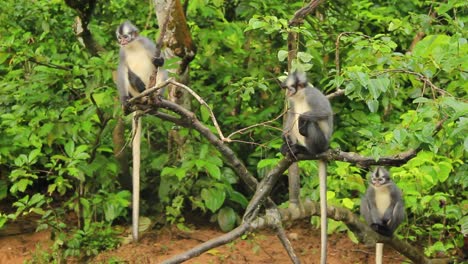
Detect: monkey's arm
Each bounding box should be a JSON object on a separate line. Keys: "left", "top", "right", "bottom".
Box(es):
{"left": 281, "top": 110, "right": 311, "bottom": 156}
{"left": 140, "top": 36, "right": 164, "bottom": 67}
{"left": 383, "top": 185, "right": 405, "bottom": 231}
{"left": 281, "top": 110, "right": 295, "bottom": 155}
{"left": 298, "top": 113, "right": 329, "bottom": 137}
{"left": 117, "top": 61, "right": 130, "bottom": 104}
{"left": 382, "top": 185, "right": 401, "bottom": 223}
{"left": 363, "top": 188, "right": 383, "bottom": 224}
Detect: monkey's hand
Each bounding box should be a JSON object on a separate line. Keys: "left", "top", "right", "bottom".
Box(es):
{"left": 152, "top": 56, "right": 165, "bottom": 67}
{"left": 280, "top": 136, "right": 290, "bottom": 155}
{"left": 120, "top": 96, "right": 132, "bottom": 115}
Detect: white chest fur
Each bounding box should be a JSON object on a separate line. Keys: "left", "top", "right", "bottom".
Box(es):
{"left": 374, "top": 185, "right": 391, "bottom": 217}
{"left": 289, "top": 90, "right": 309, "bottom": 146}
{"left": 124, "top": 42, "right": 155, "bottom": 88}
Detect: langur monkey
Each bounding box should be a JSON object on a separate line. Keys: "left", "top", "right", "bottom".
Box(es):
{"left": 116, "top": 21, "right": 167, "bottom": 106}
{"left": 360, "top": 167, "right": 405, "bottom": 264}
{"left": 115, "top": 21, "right": 167, "bottom": 242}
{"left": 281, "top": 71, "right": 333, "bottom": 264}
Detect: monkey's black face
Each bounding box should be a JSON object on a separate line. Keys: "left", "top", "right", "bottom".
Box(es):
{"left": 371, "top": 167, "right": 390, "bottom": 187}
{"left": 282, "top": 84, "right": 298, "bottom": 97}
{"left": 117, "top": 32, "right": 137, "bottom": 46}
{"left": 282, "top": 71, "right": 308, "bottom": 97}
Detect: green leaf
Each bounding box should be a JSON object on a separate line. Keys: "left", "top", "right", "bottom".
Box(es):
{"left": 413, "top": 97, "right": 430, "bottom": 103}
{"left": 367, "top": 78, "right": 390, "bottom": 98}
{"left": 14, "top": 179, "right": 33, "bottom": 193}
{"left": 347, "top": 229, "right": 359, "bottom": 244}
{"left": 200, "top": 105, "right": 210, "bottom": 123}
{"left": 47, "top": 184, "right": 56, "bottom": 195}
{"left": 65, "top": 141, "right": 75, "bottom": 157}
{"left": 366, "top": 99, "right": 379, "bottom": 113}
{"left": 217, "top": 207, "right": 237, "bottom": 232}
{"left": 436, "top": 162, "right": 452, "bottom": 183}
{"left": 277, "top": 50, "right": 288, "bottom": 62}
{"left": 228, "top": 190, "right": 248, "bottom": 208}
{"left": 205, "top": 163, "right": 221, "bottom": 180}
{"left": 28, "top": 149, "right": 41, "bottom": 164}
{"left": 14, "top": 154, "right": 28, "bottom": 167}
{"left": 139, "top": 216, "right": 152, "bottom": 232}
{"left": 29, "top": 193, "right": 45, "bottom": 206}
{"left": 201, "top": 188, "right": 226, "bottom": 213}
{"left": 297, "top": 52, "right": 313, "bottom": 63}
{"left": 342, "top": 198, "right": 354, "bottom": 209}
{"left": 222, "top": 168, "right": 238, "bottom": 184}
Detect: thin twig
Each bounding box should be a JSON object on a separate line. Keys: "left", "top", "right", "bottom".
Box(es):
{"left": 168, "top": 80, "right": 227, "bottom": 140}
{"left": 289, "top": 0, "right": 326, "bottom": 27}
{"left": 373, "top": 69, "right": 452, "bottom": 97}
{"left": 128, "top": 78, "right": 173, "bottom": 102}
{"left": 226, "top": 107, "right": 287, "bottom": 140}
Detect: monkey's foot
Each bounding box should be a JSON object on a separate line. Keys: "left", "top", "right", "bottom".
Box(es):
{"left": 370, "top": 223, "right": 393, "bottom": 237}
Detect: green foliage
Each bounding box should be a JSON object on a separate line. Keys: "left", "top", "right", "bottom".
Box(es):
{"left": 159, "top": 143, "right": 247, "bottom": 225}
{"left": 0, "top": 0, "right": 466, "bottom": 261}
{"left": 63, "top": 222, "right": 120, "bottom": 258}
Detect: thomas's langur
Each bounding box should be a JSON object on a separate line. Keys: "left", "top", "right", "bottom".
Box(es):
{"left": 360, "top": 167, "right": 405, "bottom": 264}
{"left": 116, "top": 21, "right": 167, "bottom": 106}
{"left": 281, "top": 71, "right": 333, "bottom": 264}
{"left": 115, "top": 21, "right": 168, "bottom": 242}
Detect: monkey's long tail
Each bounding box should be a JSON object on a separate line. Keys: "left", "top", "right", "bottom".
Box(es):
{"left": 318, "top": 159, "right": 327, "bottom": 264}
{"left": 132, "top": 112, "right": 142, "bottom": 242}
{"left": 376, "top": 242, "right": 384, "bottom": 264}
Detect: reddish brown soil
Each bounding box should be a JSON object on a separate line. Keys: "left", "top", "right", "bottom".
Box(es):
{"left": 0, "top": 230, "right": 51, "bottom": 264}
{"left": 0, "top": 220, "right": 406, "bottom": 264}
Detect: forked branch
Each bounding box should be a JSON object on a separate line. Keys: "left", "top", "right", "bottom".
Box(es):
{"left": 126, "top": 82, "right": 447, "bottom": 263}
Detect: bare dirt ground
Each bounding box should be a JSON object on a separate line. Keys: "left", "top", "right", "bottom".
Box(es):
{"left": 0, "top": 220, "right": 406, "bottom": 264}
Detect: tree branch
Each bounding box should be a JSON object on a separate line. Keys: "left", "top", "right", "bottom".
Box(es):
{"left": 126, "top": 81, "right": 448, "bottom": 263}
{"left": 65, "top": 0, "right": 104, "bottom": 56}
{"left": 289, "top": 0, "right": 326, "bottom": 27}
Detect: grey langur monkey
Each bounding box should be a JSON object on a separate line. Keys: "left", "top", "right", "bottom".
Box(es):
{"left": 360, "top": 166, "right": 405, "bottom": 237}
{"left": 280, "top": 71, "right": 333, "bottom": 264}
{"left": 280, "top": 71, "right": 333, "bottom": 156}
{"left": 116, "top": 21, "right": 167, "bottom": 106}
{"left": 115, "top": 21, "right": 169, "bottom": 242}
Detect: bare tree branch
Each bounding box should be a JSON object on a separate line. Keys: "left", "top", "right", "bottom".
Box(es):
{"left": 289, "top": 0, "right": 326, "bottom": 27}
{"left": 65, "top": 0, "right": 104, "bottom": 56}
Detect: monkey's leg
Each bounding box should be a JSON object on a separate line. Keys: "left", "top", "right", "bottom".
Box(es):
{"left": 128, "top": 69, "right": 146, "bottom": 93}
{"left": 298, "top": 114, "right": 329, "bottom": 154}
{"left": 131, "top": 113, "right": 142, "bottom": 242}
{"left": 318, "top": 160, "right": 328, "bottom": 264}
